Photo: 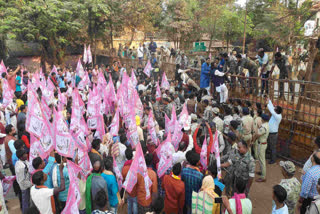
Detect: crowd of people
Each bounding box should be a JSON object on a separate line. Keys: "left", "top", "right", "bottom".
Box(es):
{"left": 0, "top": 40, "right": 315, "bottom": 214}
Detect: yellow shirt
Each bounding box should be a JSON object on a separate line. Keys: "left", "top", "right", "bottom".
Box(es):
{"left": 16, "top": 99, "right": 24, "bottom": 109}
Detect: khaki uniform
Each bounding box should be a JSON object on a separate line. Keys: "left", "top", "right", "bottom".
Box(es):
{"left": 228, "top": 151, "right": 255, "bottom": 195}
{"left": 241, "top": 115, "right": 254, "bottom": 146}
{"left": 256, "top": 122, "right": 269, "bottom": 179}
{"left": 253, "top": 115, "right": 262, "bottom": 159}
{"left": 213, "top": 116, "right": 224, "bottom": 133}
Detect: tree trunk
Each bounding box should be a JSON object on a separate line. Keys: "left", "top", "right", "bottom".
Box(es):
{"left": 128, "top": 28, "right": 135, "bottom": 46}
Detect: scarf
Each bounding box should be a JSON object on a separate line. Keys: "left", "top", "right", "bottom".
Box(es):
{"left": 91, "top": 149, "right": 102, "bottom": 159}
{"left": 232, "top": 193, "right": 246, "bottom": 214}
{"left": 86, "top": 173, "right": 101, "bottom": 214}
{"left": 36, "top": 185, "right": 56, "bottom": 214}
{"left": 200, "top": 176, "right": 216, "bottom": 199}
{"left": 171, "top": 172, "right": 181, "bottom": 180}
{"left": 188, "top": 165, "right": 201, "bottom": 172}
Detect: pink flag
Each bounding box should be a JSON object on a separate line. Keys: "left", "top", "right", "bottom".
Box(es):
{"left": 51, "top": 65, "right": 57, "bottom": 75}
{"left": 156, "top": 81, "right": 161, "bottom": 101}
{"left": 109, "top": 108, "right": 120, "bottom": 137}
{"left": 2, "top": 79, "right": 14, "bottom": 108}
{"left": 78, "top": 149, "right": 92, "bottom": 179}
{"left": 0, "top": 60, "right": 7, "bottom": 75}
{"left": 165, "top": 105, "right": 177, "bottom": 134}
{"left": 54, "top": 110, "right": 74, "bottom": 158}
{"left": 178, "top": 103, "right": 189, "bottom": 128}
{"left": 161, "top": 72, "right": 170, "bottom": 90}
{"left": 47, "top": 78, "right": 56, "bottom": 92}
{"left": 148, "top": 111, "right": 158, "bottom": 146}
{"left": 83, "top": 44, "right": 88, "bottom": 64}
{"left": 209, "top": 53, "right": 212, "bottom": 60}
{"left": 122, "top": 142, "right": 152, "bottom": 199}
{"left": 2, "top": 176, "right": 16, "bottom": 197}
{"left": 87, "top": 45, "right": 92, "bottom": 64}
{"left": 113, "top": 155, "right": 123, "bottom": 190}
{"left": 155, "top": 133, "right": 174, "bottom": 178}
{"left": 200, "top": 135, "right": 208, "bottom": 170}
{"left": 62, "top": 160, "right": 83, "bottom": 214}
{"left": 131, "top": 70, "right": 137, "bottom": 87}
{"left": 143, "top": 60, "right": 152, "bottom": 77}
{"left": 171, "top": 120, "right": 183, "bottom": 151}
{"left": 76, "top": 58, "right": 85, "bottom": 78}
{"left": 210, "top": 131, "right": 222, "bottom": 178}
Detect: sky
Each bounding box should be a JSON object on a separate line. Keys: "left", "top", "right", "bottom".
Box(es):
{"left": 236, "top": 0, "right": 246, "bottom": 7}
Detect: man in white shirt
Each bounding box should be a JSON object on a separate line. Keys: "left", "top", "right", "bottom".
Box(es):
{"left": 265, "top": 96, "right": 282, "bottom": 164}
{"left": 31, "top": 164, "right": 65, "bottom": 214}
{"left": 137, "top": 43, "right": 144, "bottom": 65}
{"left": 272, "top": 185, "right": 289, "bottom": 214}
{"left": 178, "top": 69, "right": 200, "bottom": 90}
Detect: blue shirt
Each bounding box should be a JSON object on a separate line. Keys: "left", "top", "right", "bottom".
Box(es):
{"left": 101, "top": 173, "right": 119, "bottom": 207}
{"left": 16, "top": 76, "right": 21, "bottom": 92}
{"left": 57, "top": 165, "right": 70, "bottom": 202}
{"left": 218, "top": 59, "right": 225, "bottom": 71}
{"left": 272, "top": 202, "right": 289, "bottom": 214}
{"left": 181, "top": 167, "right": 203, "bottom": 206}
{"left": 267, "top": 100, "right": 282, "bottom": 133}
{"left": 300, "top": 165, "right": 320, "bottom": 199}
{"left": 58, "top": 75, "right": 66, "bottom": 89}
{"left": 12, "top": 153, "right": 18, "bottom": 166}
{"left": 256, "top": 54, "right": 269, "bottom": 67}
{"left": 44, "top": 156, "right": 56, "bottom": 188}
{"left": 200, "top": 62, "right": 211, "bottom": 88}
{"left": 214, "top": 177, "right": 225, "bottom": 192}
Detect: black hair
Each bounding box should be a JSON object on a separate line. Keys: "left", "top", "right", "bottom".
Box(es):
{"left": 208, "top": 161, "right": 217, "bottom": 178}
{"left": 235, "top": 177, "right": 247, "bottom": 193}
{"left": 1, "top": 73, "right": 6, "bottom": 78}
{"left": 222, "top": 53, "right": 228, "bottom": 58}
{"left": 313, "top": 153, "right": 320, "bottom": 165}
{"left": 32, "top": 157, "right": 43, "bottom": 169}
{"left": 256, "top": 102, "right": 262, "bottom": 109}
{"left": 16, "top": 149, "right": 26, "bottom": 159}
{"left": 152, "top": 197, "right": 164, "bottom": 214}
{"left": 145, "top": 153, "right": 153, "bottom": 166}
{"left": 206, "top": 57, "right": 210, "bottom": 60}
{"left": 236, "top": 53, "right": 242, "bottom": 59}
{"left": 203, "top": 99, "right": 209, "bottom": 105}
{"left": 189, "top": 152, "right": 200, "bottom": 166}
{"left": 315, "top": 136, "right": 320, "bottom": 148}
{"left": 14, "top": 139, "right": 24, "bottom": 150}
{"left": 20, "top": 105, "right": 26, "bottom": 112}
{"left": 172, "top": 163, "right": 182, "bottom": 176}
{"left": 185, "top": 150, "right": 193, "bottom": 162}
{"left": 245, "top": 101, "right": 251, "bottom": 107}
{"left": 120, "top": 135, "right": 127, "bottom": 144}
{"left": 95, "top": 189, "right": 109, "bottom": 209}
{"left": 236, "top": 99, "right": 242, "bottom": 105}
{"left": 224, "top": 106, "right": 232, "bottom": 115}
{"left": 230, "top": 120, "right": 239, "bottom": 130}
{"left": 5, "top": 124, "right": 13, "bottom": 134}
{"left": 233, "top": 106, "right": 239, "bottom": 115}
{"left": 55, "top": 153, "right": 62, "bottom": 164}
{"left": 104, "top": 156, "right": 113, "bottom": 171}
{"left": 273, "top": 185, "right": 287, "bottom": 203}
{"left": 257, "top": 108, "right": 263, "bottom": 117}
{"left": 275, "top": 52, "right": 282, "bottom": 58}
{"left": 92, "top": 139, "right": 101, "bottom": 150}
{"left": 32, "top": 171, "right": 44, "bottom": 186}
{"left": 125, "top": 148, "right": 133, "bottom": 160}
{"left": 276, "top": 106, "right": 282, "bottom": 114}
{"left": 25, "top": 207, "right": 40, "bottom": 214}
{"left": 239, "top": 140, "right": 248, "bottom": 149}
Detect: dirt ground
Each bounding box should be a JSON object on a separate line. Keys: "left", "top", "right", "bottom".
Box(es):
{"left": 6, "top": 159, "right": 303, "bottom": 214}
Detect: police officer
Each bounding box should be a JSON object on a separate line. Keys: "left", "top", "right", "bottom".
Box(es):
{"left": 221, "top": 140, "right": 256, "bottom": 196}
{"left": 254, "top": 114, "right": 270, "bottom": 182}
{"left": 241, "top": 107, "right": 254, "bottom": 148}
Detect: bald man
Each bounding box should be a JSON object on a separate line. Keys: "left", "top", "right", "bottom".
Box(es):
{"left": 85, "top": 160, "right": 109, "bottom": 213}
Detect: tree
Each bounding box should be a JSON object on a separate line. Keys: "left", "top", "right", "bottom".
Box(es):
{"left": 2, "top": 0, "right": 83, "bottom": 71}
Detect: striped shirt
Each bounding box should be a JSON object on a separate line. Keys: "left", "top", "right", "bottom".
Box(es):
{"left": 181, "top": 167, "right": 204, "bottom": 206}
{"left": 300, "top": 165, "right": 320, "bottom": 199}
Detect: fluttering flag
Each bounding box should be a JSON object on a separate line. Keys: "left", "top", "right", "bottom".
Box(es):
{"left": 156, "top": 133, "right": 174, "bottom": 178}
{"left": 210, "top": 131, "right": 222, "bottom": 178}
{"left": 156, "top": 81, "right": 161, "bottom": 101}
{"left": 87, "top": 45, "right": 92, "bottom": 64}
{"left": 2, "top": 79, "right": 14, "bottom": 108}
{"left": 83, "top": 44, "right": 88, "bottom": 64}
{"left": 113, "top": 155, "right": 123, "bottom": 190}
{"left": 0, "top": 60, "right": 7, "bottom": 75}
{"left": 122, "top": 142, "right": 152, "bottom": 199}
{"left": 178, "top": 103, "right": 189, "bottom": 128}
{"left": 148, "top": 111, "right": 159, "bottom": 146}
{"left": 76, "top": 58, "right": 85, "bottom": 78}
{"left": 143, "top": 60, "right": 152, "bottom": 77}
{"left": 109, "top": 108, "right": 120, "bottom": 137}
{"left": 200, "top": 135, "right": 208, "bottom": 170}
{"left": 161, "top": 72, "right": 170, "bottom": 90}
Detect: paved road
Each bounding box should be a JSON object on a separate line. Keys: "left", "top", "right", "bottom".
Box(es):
{"left": 5, "top": 159, "right": 303, "bottom": 214}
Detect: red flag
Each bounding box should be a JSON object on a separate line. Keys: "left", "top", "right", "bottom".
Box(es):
{"left": 122, "top": 142, "right": 152, "bottom": 199}
{"left": 143, "top": 60, "right": 152, "bottom": 77}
